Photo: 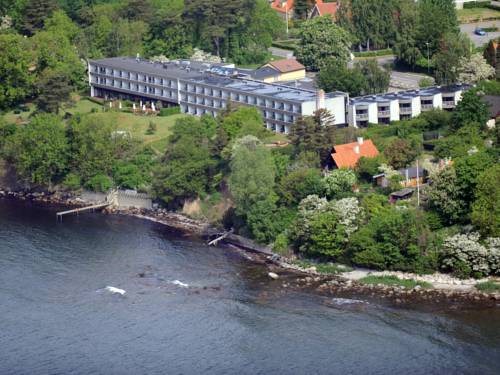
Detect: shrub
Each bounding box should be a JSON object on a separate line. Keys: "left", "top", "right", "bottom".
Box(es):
{"left": 159, "top": 107, "right": 180, "bottom": 116}
{"left": 62, "top": 173, "right": 81, "bottom": 191}
{"left": 440, "top": 233, "right": 500, "bottom": 278}
{"left": 356, "top": 155, "right": 385, "bottom": 182}
{"left": 146, "top": 121, "right": 157, "bottom": 135}
{"left": 349, "top": 207, "right": 431, "bottom": 272}
{"left": 85, "top": 174, "right": 113, "bottom": 192}
{"left": 353, "top": 48, "right": 393, "bottom": 58}
{"left": 273, "top": 232, "right": 292, "bottom": 256}
{"left": 278, "top": 168, "right": 325, "bottom": 206}
{"left": 419, "top": 77, "right": 434, "bottom": 88}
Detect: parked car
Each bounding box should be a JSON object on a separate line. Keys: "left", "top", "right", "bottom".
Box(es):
{"left": 475, "top": 28, "right": 487, "bottom": 36}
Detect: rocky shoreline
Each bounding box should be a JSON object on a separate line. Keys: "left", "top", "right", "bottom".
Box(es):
{"left": 1, "top": 189, "right": 499, "bottom": 309}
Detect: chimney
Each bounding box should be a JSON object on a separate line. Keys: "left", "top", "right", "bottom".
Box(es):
{"left": 354, "top": 145, "right": 360, "bottom": 154}
{"left": 357, "top": 137, "right": 364, "bottom": 145}
{"left": 316, "top": 89, "right": 325, "bottom": 110}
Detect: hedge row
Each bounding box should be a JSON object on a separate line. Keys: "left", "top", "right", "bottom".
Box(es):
{"left": 353, "top": 49, "right": 394, "bottom": 58}
{"left": 463, "top": 1, "right": 491, "bottom": 9}
{"left": 159, "top": 107, "right": 180, "bottom": 117}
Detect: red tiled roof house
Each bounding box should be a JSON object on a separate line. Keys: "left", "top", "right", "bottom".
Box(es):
{"left": 310, "top": 0, "right": 338, "bottom": 19}
{"left": 331, "top": 137, "right": 379, "bottom": 169}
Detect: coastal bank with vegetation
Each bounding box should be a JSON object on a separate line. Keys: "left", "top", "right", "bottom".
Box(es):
{"left": 1, "top": 0, "right": 500, "bottom": 304}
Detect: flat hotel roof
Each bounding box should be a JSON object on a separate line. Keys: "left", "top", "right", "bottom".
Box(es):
{"left": 89, "top": 57, "right": 346, "bottom": 103}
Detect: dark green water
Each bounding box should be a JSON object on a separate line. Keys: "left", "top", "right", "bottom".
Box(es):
{"left": 1, "top": 199, "right": 499, "bottom": 375}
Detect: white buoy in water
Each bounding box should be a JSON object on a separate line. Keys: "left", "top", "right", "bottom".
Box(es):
{"left": 171, "top": 280, "right": 189, "bottom": 288}
{"left": 105, "top": 286, "right": 126, "bottom": 295}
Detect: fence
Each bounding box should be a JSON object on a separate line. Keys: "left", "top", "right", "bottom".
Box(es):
{"left": 80, "top": 189, "right": 152, "bottom": 210}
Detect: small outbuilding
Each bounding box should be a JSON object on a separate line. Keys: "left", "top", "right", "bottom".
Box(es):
{"left": 389, "top": 188, "right": 414, "bottom": 203}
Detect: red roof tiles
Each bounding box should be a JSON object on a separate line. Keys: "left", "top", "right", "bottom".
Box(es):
{"left": 331, "top": 139, "right": 379, "bottom": 169}
{"left": 271, "top": 0, "right": 294, "bottom": 14}
{"left": 315, "top": 0, "right": 338, "bottom": 17}
{"left": 268, "top": 59, "right": 305, "bottom": 73}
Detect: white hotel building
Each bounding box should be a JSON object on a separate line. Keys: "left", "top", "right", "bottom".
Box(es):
{"left": 348, "top": 85, "right": 469, "bottom": 127}
{"left": 88, "top": 57, "right": 347, "bottom": 134}
{"left": 88, "top": 57, "right": 470, "bottom": 131}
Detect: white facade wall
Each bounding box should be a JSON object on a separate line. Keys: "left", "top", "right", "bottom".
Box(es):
{"left": 367, "top": 102, "right": 378, "bottom": 124}
{"left": 301, "top": 101, "right": 317, "bottom": 116}
{"left": 389, "top": 99, "right": 400, "bottom": 122}
{"left": 324, "top": 96, "right": 347, "bottom": 125}
{"left": 411, "top": 97, "right": 421, "bottom": 117}
{"left": 433, "top": 93, "right": 443, "bottom": 109}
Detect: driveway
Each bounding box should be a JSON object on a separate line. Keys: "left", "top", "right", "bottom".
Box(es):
{"left": 460, "top": 21, "right": 500, "bottom": 47}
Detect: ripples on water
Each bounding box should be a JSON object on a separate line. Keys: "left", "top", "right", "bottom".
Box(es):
{"left": 0, "top": 200, "right": 499, "bottom": 375}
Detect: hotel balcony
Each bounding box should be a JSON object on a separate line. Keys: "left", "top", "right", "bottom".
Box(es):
{"left": 442, "top": 101, "right": 455, "bottom": 109}
{"left": 399, "top": 107, "right": 412, "bottom": 115}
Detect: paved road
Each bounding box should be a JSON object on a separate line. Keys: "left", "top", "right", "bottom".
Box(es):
{"left": 460, "top": 21, "right": 500, "bottom": 47}
{"left": 390, "top": 71, "right": 433, "bottom": 90}
{"left": 350, "top": 55, "right": 433, "bottom": 90}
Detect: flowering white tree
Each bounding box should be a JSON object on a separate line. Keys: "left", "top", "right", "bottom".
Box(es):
{"left": 457, "top": 53, "right": 495, "bottom": 84}
{"left": 190, "top": 48, "right": 222, "bottom": 63}
{"left": 441, "top": 232, "right": 500, "bottom": 277}
{"left": 331, "top": 197, "right": 363, "bottom": 239}
{"left": 289, "top": 195, "right": 363, "bottom": 257}
{"left": 322, "top": 169, "right": 356, "bottom": 199}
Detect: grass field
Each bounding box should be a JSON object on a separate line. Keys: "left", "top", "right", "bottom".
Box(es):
{"left": 457, "top": 8, "right": 500, "bottom": 23}
{"left": 91, "top": 111, "right": 187, "bottom": 154}
{"left": 64, "top": 98, "right": 102, "bottom": 114}
{"left": 2, "top": 104, "right": 35, "bottom": 124}
{"left": 359, "top": 275, "right": 433, "bottom": 289}
{"left": 475, "top": 281, "right": 500, "bottom": 293}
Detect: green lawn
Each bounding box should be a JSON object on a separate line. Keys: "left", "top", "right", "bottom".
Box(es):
{"left": 359, "top": 275, "right": 433, "bottom": 289}
{"left": 457, "top": 8, "right": 500, "bottom": 23}
{"left": 63, "top": 98, "right": 102, "bottom": 115}
{"left": 91, "top": 111, "right": 187, "bottom": 154}
{"left": 475, "top": 281, "right": 500, "bottom": 293}
{"left": 263, "top": 132, "right": 289, "bottom": 144}
{"left": 2, "top": 104, "right": 35, "bottom": 124}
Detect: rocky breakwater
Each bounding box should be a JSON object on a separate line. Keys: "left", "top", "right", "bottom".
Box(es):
{"left": 103, "top": 206, "right": 214, "bottom": 236}
{"left": 265, "top": 260, "right": 500, "bottom": 309}
{"left": 0, "top": 190, "right": 85, "bottom": 207}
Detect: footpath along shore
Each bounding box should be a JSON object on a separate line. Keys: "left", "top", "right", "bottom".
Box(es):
{"left": 1, "top": 189, "right": 499, "bottom": 308}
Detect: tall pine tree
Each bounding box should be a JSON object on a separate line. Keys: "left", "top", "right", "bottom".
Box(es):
{"left": 19, "top": 0, "right": 57, "bottom": 36}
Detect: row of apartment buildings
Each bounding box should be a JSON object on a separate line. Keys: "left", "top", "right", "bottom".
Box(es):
{"left": 88, "top": 57, "right": 469, "bottom": 133}
{"left": 348, "top": 85, "right": 468, "bottom": 127}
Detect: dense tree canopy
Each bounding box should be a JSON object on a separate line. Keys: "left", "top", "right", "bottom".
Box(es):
{"left": 3, "top": 114, "right": 68, "bottom": 187}
{"left": 229, "top": 135, "right": 276, "bottom": 216}
{"left": 0, "top": 34, "right": 35, "bottom": 109}
{"left": 472, "top": 165, "right": 500, "bottom": 237}
{"left": 296, "top": 16, "right": 353, "bottom": 71}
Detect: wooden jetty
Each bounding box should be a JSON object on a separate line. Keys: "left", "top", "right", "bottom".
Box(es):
{"left": 208, "top": 229, "right": 233, "bottom": 246}
{"left": 56, "top": 203, "right": 110, "bottom": 221}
